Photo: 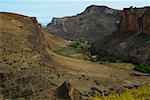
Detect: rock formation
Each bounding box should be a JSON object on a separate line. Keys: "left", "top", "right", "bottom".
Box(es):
{"left": 0, "top": 6, "right": 150, "bottom": 99}
{"left": 140, "top": 8, "right": 150, "bottom": 33}
{"left": 56, "top": 81, "right": 80, "bottom": 100}
{"left": 46, "top": 5, "right": 121, "bottom": 42}
{"left": 119, "top": 6, "right": 150, "bottom": 34}
{"left": 46, "top": 6, "right": 150, "bottom": 65}
{"left": 92, "top": 6, "right": 150, "bottom": 65}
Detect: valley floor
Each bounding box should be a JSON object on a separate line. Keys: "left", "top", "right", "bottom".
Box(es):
{"left": 45, "top": 47, "right": 150, "bottom": 99}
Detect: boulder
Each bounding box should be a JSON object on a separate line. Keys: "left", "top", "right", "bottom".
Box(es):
{"left": 56, "top": 81, "right": 80, "bottom": 100}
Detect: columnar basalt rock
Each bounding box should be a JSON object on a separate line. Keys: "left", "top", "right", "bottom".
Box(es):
{"left": 140, "top": 9, "right": 150, "bottom": 34}
{"left": 119, "top": 7, "right": 150, "bottom": 34}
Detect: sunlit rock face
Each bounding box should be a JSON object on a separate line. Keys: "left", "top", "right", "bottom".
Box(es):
{"left": 119, "top": 6, "right": 150, "bottom": 34}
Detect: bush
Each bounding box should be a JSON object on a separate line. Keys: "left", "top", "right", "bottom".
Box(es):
{"left": 90, "top": 55, "right": 121, "bottom": 63}
{"left": 90, "top": 55, "right": 150, "bottom": 73}
{"left": 70, "top": 40, "right": 91, "bottom": 50}
{"left": 134, "top": 64, "right": 150, "bottom": 73}
{"left": 92, "top": 84, "right": 150, "bottom": 100}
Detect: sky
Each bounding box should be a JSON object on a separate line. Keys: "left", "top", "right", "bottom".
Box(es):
{"left": 0, "top": 0, "right": 149, "bottom": 25}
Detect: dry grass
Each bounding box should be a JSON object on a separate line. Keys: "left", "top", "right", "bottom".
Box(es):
{"left": 55, "top": 46, "right": 90, "bottom": 60}
{"left": 92, "top": 84, "right": 150, "bottom": 100}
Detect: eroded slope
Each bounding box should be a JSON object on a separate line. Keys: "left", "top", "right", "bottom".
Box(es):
{"left": 0, "top": 12, "right": 149, "bottom": 100}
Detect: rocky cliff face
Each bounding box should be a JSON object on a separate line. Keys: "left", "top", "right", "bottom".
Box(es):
{"left": 92, "top": 7, "right": 150, "bottom": 65}
{"left": 46, "top": 5, "right": 121, "bottom": 42}
{"left": 119, "top": 7, "right": 150, "bottom": 34}
{"left": 47, "top": 6, "right": 150, "bottom": 65}
{"left": 140, "top": 8, "right": 150, "bottom": 33}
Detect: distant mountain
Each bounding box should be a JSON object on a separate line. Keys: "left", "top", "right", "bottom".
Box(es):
{"left": 46, "top": 5, "right": 121, "bottom": 42}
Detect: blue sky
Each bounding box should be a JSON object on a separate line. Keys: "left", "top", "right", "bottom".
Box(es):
{"left": 0, "top": 0, "right": 149, "bottom": 25}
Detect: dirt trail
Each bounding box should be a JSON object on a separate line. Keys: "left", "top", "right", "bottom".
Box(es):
{"left": 44, "top": 31, "right": 150, "bottom": 84}
{"left": 44, "top": 33, "right": 112, "bottom": 74}
{"left": 43, "top": 32, "right": 113, "bottom": 77}
{"left": 46, "top": 48, "right": 115, "bottom": 77}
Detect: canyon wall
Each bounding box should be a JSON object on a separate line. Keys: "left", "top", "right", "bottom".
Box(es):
{"left": 46, "top": 5, "right": 121, "bottom": 42}
{"left": 93, "top": 7, "right": 150, "bottom": 65}
{"left": 46, "top": 6, "right": 150, "bottom": 65}
{"left": 119, "top": 7, "right": 150, "bottom": 34}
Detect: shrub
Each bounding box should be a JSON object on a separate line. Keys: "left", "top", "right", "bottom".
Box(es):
{"left": 134, "top": 64, "right": 150, "bottom": 73}
{"left": 90, "top": 55, "right": 121, "bottom": 63}
{"left": 92, "top": 84, "right": 150, "bottom": 100}
{"left": 70, "top": 40, "right": 91, "bottom": 50}
{"left": 90, "top": 55, "right": 150, "bottom": 73}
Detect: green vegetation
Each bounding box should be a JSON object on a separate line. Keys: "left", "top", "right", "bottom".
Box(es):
{"left": 58, "top": 40, "right": 150, "bottom": 73}
{"left": 108, "top": 63, "right": 134, "bottom": 70}
{"left": 90, "top": 55, "right": 150, "bottom": 73}
{"left": 134, "top": 64, "right": 150, "bottom": 73}
{"left": 55, "top": 46, "right": 90, "bottom": 60}
{"left": 69, "top": 40, "right": 91, "bottom": 50}
{"left": 92, "top": 84, "right": 150, "bottom": 100}
{"left": 90, "top": 55, "right": 121, "bottom": 63}
{"left": 55, "top": 40, "right": 91, "bottom": 60}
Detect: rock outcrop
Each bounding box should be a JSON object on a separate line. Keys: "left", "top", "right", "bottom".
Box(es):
{"left": 46, "top": 5, "right": 150, "bottom": 65}
{"left": 140, "top": 8, "right": 150, "bottom": 33}
{"left": 46, "top": 5, "right": 121, "bottom": 42}
{"left": 92, "top": 7, "right": 150, "bottom": 65}
{"left": 119, "top": 6, "right": 150, "bottom": 34}
{"left": 56, "top": 81, "right": 80, "bottom": 100}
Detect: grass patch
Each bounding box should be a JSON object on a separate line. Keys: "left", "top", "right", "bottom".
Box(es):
{"left": 90, "top": 55, "right": 122, "bottom": 63}
{"left": 90, "top": 55, "right": 150, "bottom": 73}
{"left": 55, "top": 40, "right": 91, "bottom": 60}
{"left": 92, "top": 84, "right": 150, "bottom": 100}
{"left": 55, "top": 46, "right": 90, "bottom": 60}
{"left": 134, "top": 64, "right": 150, "bottom": 73}
{"left": 69, "top": 40, "right": 91, "bottom": 50}
{"left": 57, "top": 40, "right": 150, "bottom": 73}
{"left": 108, "top": 63, "right": 135, "bottom": 70}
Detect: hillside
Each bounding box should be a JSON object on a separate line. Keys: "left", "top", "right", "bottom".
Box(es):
{"left": 46, "top": 5, "right": 121, "bottom": 42}
{"left": 0, "top": 12, "right": 57, "bottom": 99}
{"left": 92, "top": 7, "right": 150, "bottom": 66}
{"left": 0, "top": 12, "right": 150, "bottom": 100}
{"left": 46, "top": 6, "right": 150, "bottom": 66}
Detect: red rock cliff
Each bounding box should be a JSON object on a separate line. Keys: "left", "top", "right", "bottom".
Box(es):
{"left": 119, "top": 7, "right": 150, "bottom": 34}
{"left": 140, "top": 11, "right": 150, "bottom": 33}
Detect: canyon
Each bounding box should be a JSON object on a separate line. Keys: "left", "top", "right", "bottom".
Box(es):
{"left": 46, "top": 6, "right": 150, "bottom": 66}
{"left": 0, "top": 5, "right": 150, "bottom": 100}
